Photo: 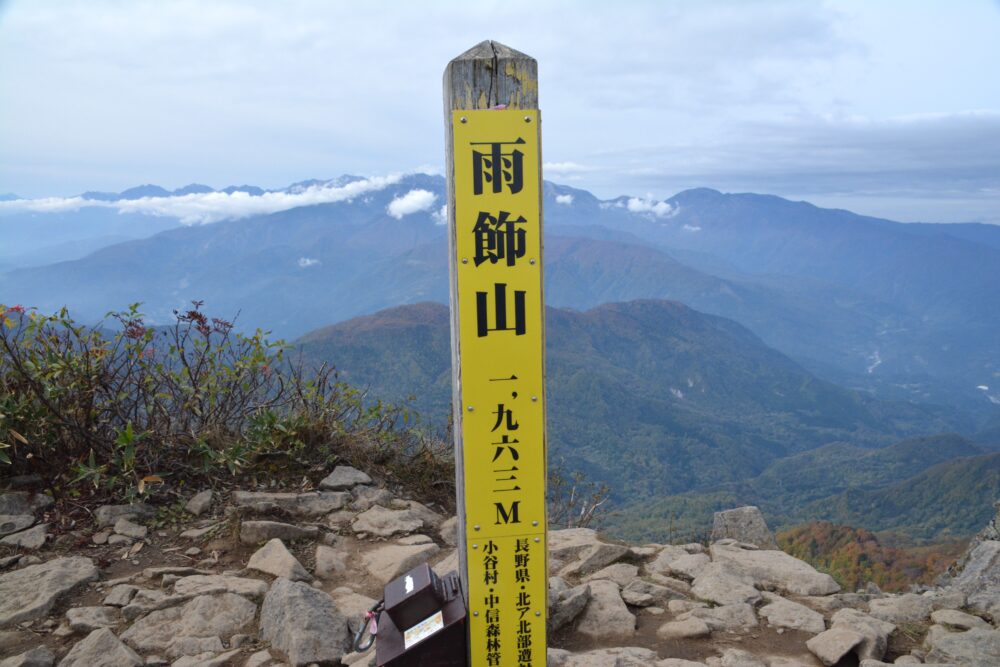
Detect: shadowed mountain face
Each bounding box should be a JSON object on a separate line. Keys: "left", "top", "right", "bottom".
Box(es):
{"left": 3, "top": 174, "right": 999, "bottom": 419}
{"left": 296, "top": 301, "right": 963, "bottom": 504}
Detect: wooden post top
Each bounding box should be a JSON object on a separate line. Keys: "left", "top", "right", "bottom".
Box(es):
{"left": 443, "top": 40, "right": 538, "bottom": 111}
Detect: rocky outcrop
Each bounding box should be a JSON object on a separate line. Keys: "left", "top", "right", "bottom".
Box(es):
{"left": 3, "top": 477, "right": 998, "bottom": 666}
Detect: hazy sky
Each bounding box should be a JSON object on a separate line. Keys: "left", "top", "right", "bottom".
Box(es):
{"left": 2, "top": 0, "right": 999, "bottom": 222}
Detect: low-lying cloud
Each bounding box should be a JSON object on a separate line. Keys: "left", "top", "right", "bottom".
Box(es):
{"left": 387, "top": 189, "right": 437, "bottom": 219}
{"left": 627, "top": 196, "right": 674, "bottom": 218}
{"left": 0, "top": 174, "right": 404, "bottom": 225}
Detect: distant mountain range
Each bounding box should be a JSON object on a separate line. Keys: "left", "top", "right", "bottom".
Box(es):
{"left": 4, "top": 174, "right": 999, "bottom": 542}
{"left": 3, "top": 174, "right": 999, "bottom": 419}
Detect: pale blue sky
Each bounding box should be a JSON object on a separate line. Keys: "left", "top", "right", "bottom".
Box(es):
{"left": 1, "top": 0, "right": 998, "bottom": 222}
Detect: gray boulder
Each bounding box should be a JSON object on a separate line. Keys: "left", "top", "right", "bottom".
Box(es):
{"left": 260, "top": 578, "right": 350, "bottom": 667}
{"left": 0, "top": 556, "right": 99, "bottom": 626}
{"left": 184, "top": 490, "right": 213, "bottom": 516}
{"left": 0, "top": 646, "right": 56, "bottom": 667}
{"left": 120, "top": 593, "right": 256, "bottom": 654}
{"left": 925, "top": 626, "right": 1000, "bottom": 666}
{"left": 574, "top": 580, "right": 635, "bottom": 639}
{"left": 319, "top": 466, "right": 372, "bottom": 490}
{"left": 361, "top": 542, "right": 440, "bottom": 585}
{"left": 0, "top": 492, "right": 52, "bottom": 516}
{"left": 315, "top": 545, "right": 348, "bottom": 580}
{"left": 549, "top": 583, "right": 590, "bottom": 631}
{"left": 58, "top": 628, "right": 142, "bottom": 667}
{"left": 759, "top": 594, "right": 826, "bottom": 634}
{"left": 830, "top": 608, "right": 895, "bottom": 662}
{"left": 711, "top": 506, "right": 779, "bottom": 549}
{"left": 247, "top": 538, "right": 311, "bottom": 581}
{"left": 807, "top": 627, "right": 866, "bottom": 666}
{"left": 657, "top": 617, "right": 711, "bottom": 640}
{"left": 947, "top": 539, "right": 1000, "bottom": 619}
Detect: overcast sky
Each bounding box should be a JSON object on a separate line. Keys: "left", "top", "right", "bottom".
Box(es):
{"left": 1, "top": 0, "right": 998, "bottom": 223}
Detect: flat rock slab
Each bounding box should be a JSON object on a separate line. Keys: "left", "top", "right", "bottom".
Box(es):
{"left": 361, "top": 542, "right": 441, "bottom": 585}
{"left": 260, "top": 578, "right": 350, "bottom": 667}
{"left": 930, "top": 608, "right": 990, "bottom": 631}
{"left": 120, "top": 593, "right": 256, "bottom": 654}
{"left": 66, "top": 605, "right": 119, "bottom": 633}
{"left": 0, "top": 556, "right": 99, "bottom": 627}
{"left": 0, "top": 524, "right": 47, "bottom": 550}
{"left": 247, "top": 538, "right": 311, "bottom": 581}
{"left": 59, "top": 628, "right": 142, "bottom": 667}
{"left": 560, "top": 542, "right": 630, "bottom": 578}
{"left": 240, "top": 520, "right": 318, "bottom": 545}
{"left": 172, "top": 575, "right": 268, "bottom": 600}
{"left": 549, "top": 646, "right": 663, "bottom": 667}
{"left": 868, "top": 593, "right": 933, "bottom": 624}
{"left": 584, "top": 563, "right": 638, "bottom": 587}
{"left": 710, "top": 543, "right": 840, "bottom": 596}
{"left": 232, "top": 491, "right": 348, "bottom": 517}
{"left": 574, "top": 580, "right": 635, "bottom": 639}
{"left": 658, "top": 617, "right": 711, "bottom": 640}
{"left": 760, "top": 595, "right": 826, "bottom": 634}
{"left": 678, "top": 603, "right": 758, "bottom": 632}
{"left": 807, "top": 627, "right": 865, "bottom": 666}
{"left": 0, "top": 515, "right": 35, "bottom": 538}
{"left": 691, "top": 562, "right": 762, "bottom": 606}
{"left": 351, "top": 506, "right": 423, "bottom": 538}
{"left": 94, "top": 504, "right": 154, "bottom": 528}
{"left": 0, "top": 492, "right": 52, "bottom": 516}
{"left": 319, "top": 466, "right": 372, "bottom": 490}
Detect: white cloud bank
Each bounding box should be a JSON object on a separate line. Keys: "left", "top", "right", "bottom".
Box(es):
{"left": 627, "top": 196, "right": 675, "bottom": 218}
{"left": 555, "top": 194, "right": 574, "bottom": 205}
{"left": 0, "top": 174, "right": 404, "bottom": 225}
{"left": 387, "top": 189, "right": 437, "bottom": 219}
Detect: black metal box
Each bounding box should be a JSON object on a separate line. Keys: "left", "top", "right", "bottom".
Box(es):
{"left": 376, "top": 566, "right": 467, "bottom": 667}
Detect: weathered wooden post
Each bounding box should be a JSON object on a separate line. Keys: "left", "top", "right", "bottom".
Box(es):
{"left": 444, "top": 41, "right": 548, "bottom": 666}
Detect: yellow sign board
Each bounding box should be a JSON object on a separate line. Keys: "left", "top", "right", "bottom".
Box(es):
{"left": 452, "top": 109, "right": 547, "bottom": 667}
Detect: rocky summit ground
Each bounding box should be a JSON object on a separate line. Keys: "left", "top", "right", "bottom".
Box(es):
{"left": 1, "top": 469, "right": 999, "bottom": 667}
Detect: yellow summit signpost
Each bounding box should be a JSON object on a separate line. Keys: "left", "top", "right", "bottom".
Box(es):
{"left": 444, "top": 43, "right": 548, "bottom": 667}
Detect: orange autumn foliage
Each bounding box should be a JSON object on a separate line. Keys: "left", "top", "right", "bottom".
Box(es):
{"left": 778, "top": 521, "right": 966, "bottom": 592}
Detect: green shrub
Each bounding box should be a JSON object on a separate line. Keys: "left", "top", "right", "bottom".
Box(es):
{"left": 0, "top": 302, "right": 453, "bottom": 506}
